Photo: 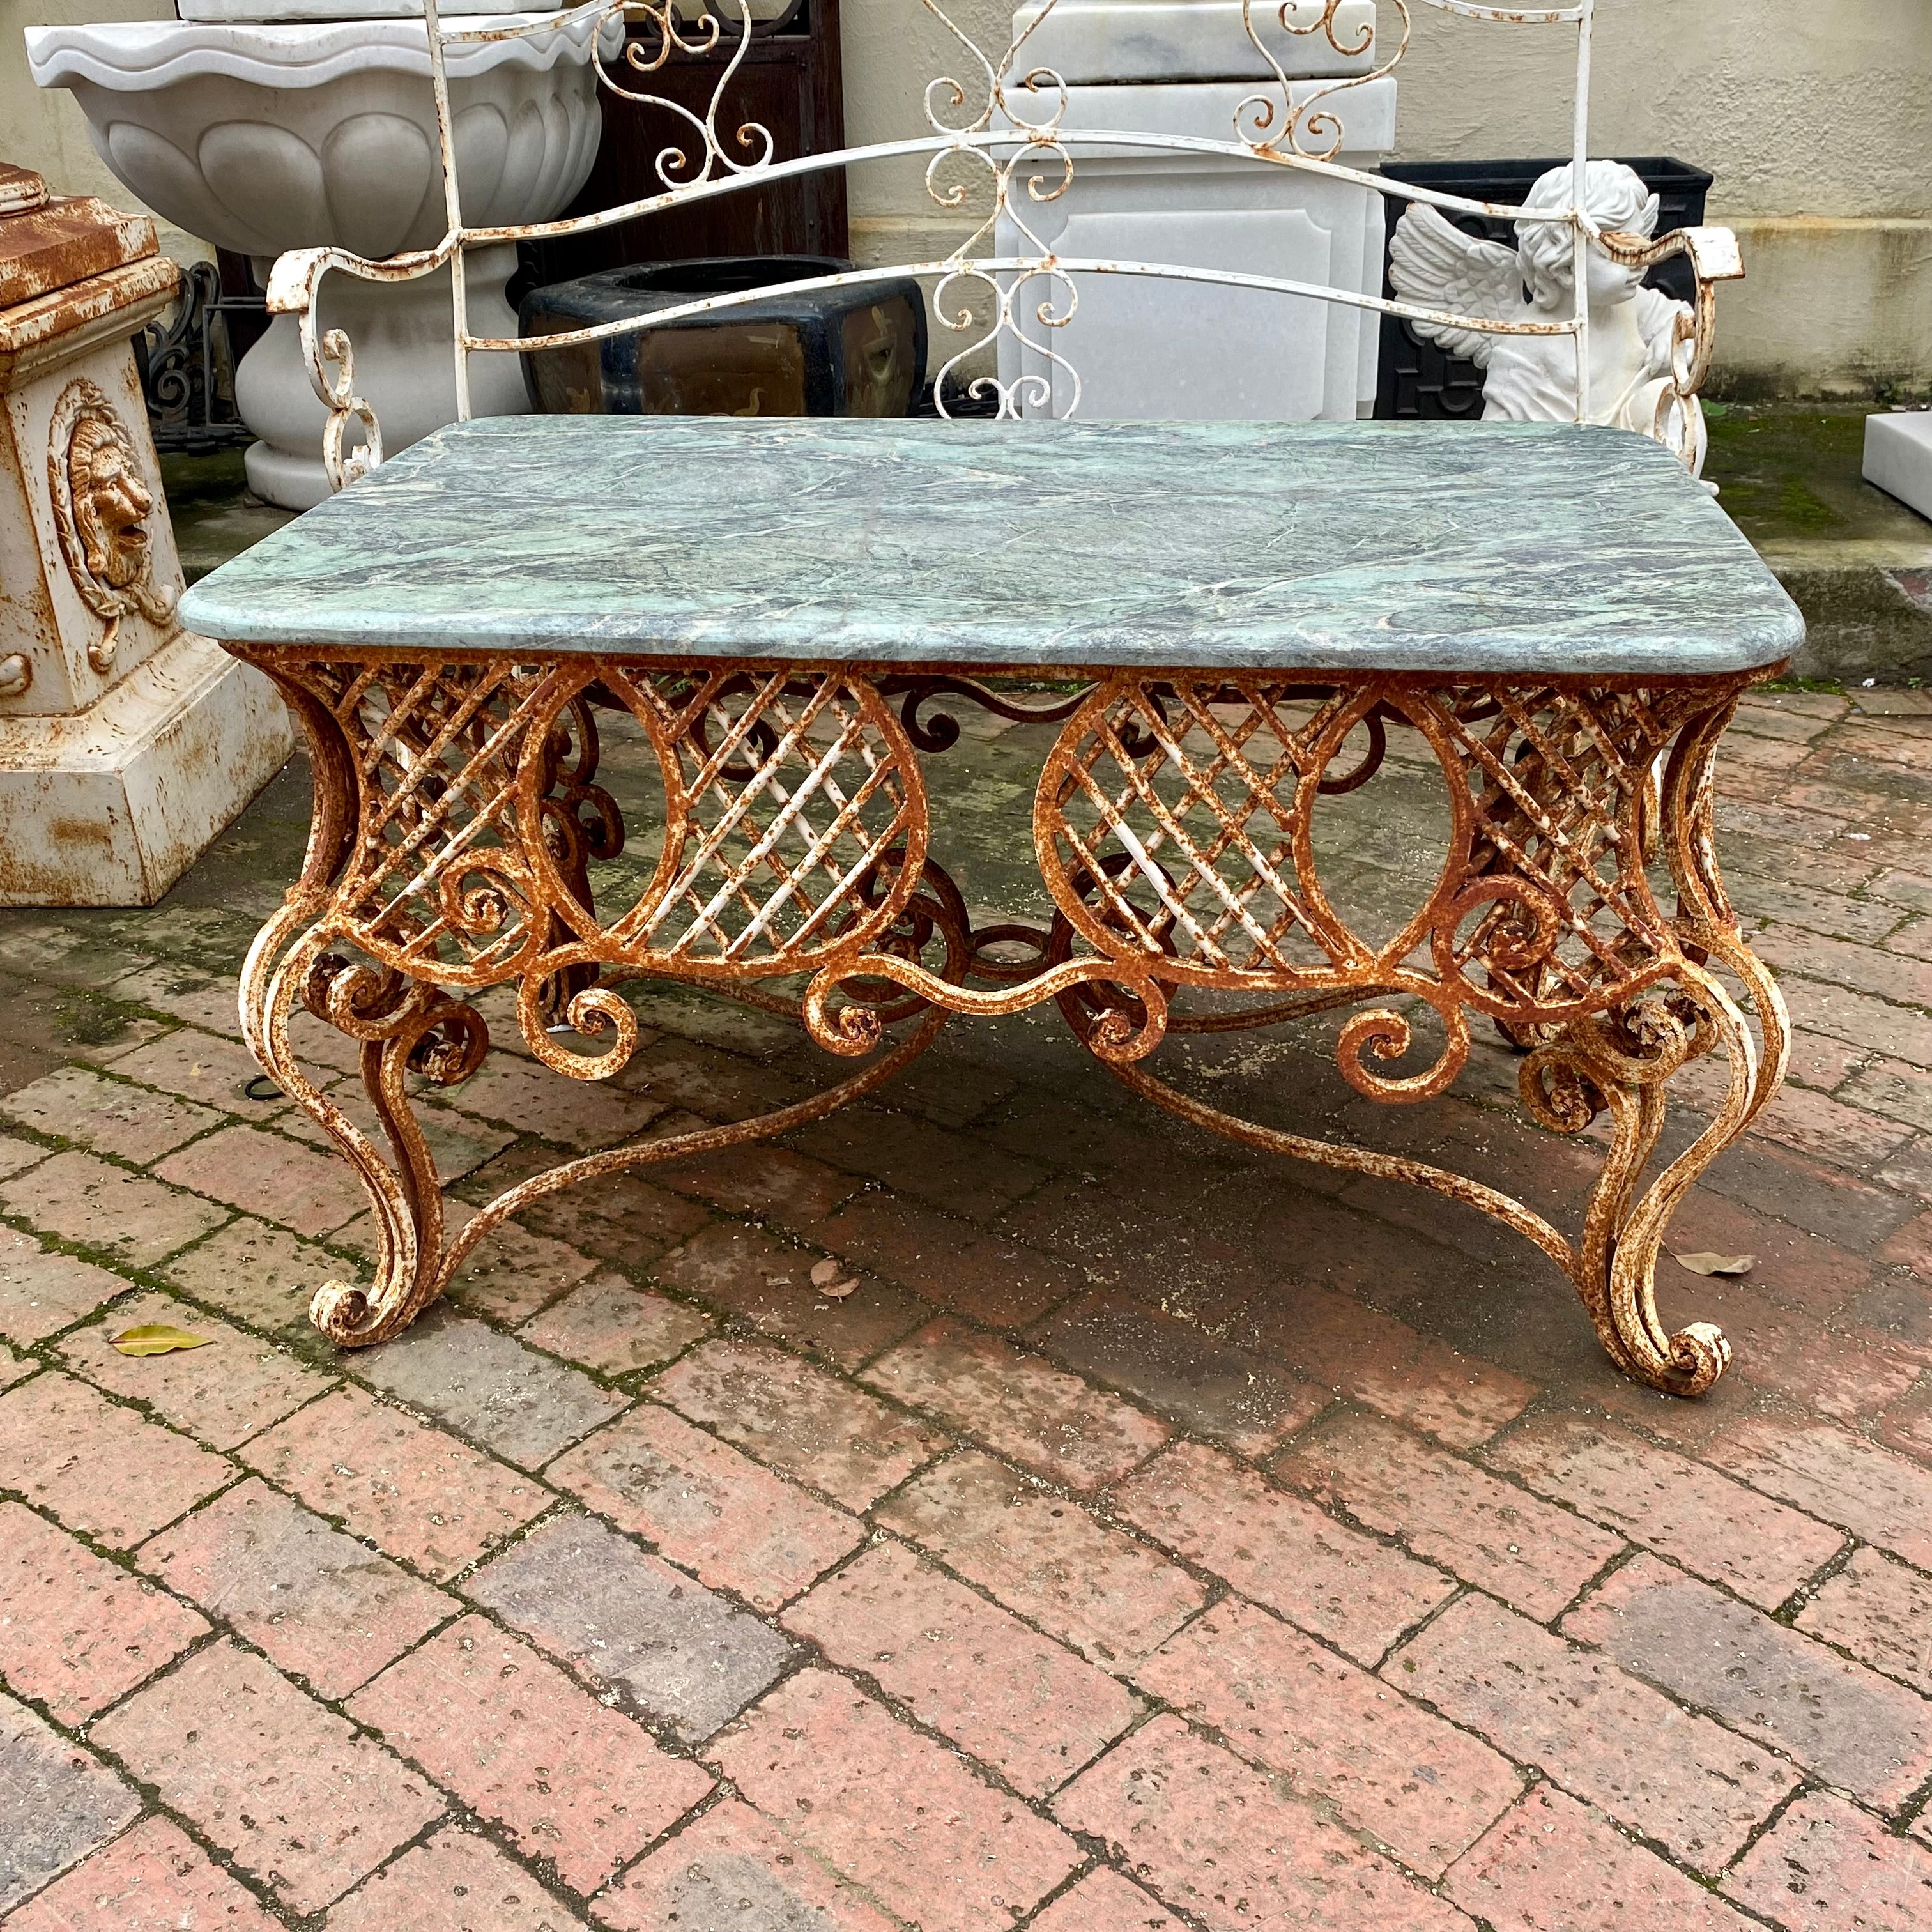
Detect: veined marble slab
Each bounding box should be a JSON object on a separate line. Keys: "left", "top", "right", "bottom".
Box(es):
{"left": 180, "top": 417, "right": 1803, "bottom": 677}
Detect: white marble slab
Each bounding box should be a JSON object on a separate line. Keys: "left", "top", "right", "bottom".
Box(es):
{"left": 178, "top": 0, "right": 558, "bottom": 18}
{"left": 1013, "top": 0, "right": 1380, "bottom": 85}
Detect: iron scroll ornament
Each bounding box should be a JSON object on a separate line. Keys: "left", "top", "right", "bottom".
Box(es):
{"left": 257, "top": 0, "right": 1745, "bottom": 488}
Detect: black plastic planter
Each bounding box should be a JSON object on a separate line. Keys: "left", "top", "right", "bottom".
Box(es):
{"left": 1374, "top": 157, "right": 1713, "bottom": 420}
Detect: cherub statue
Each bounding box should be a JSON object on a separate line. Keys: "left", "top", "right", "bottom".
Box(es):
{"left": 1390, "top": 160, "right": 1706, "bottom": 473}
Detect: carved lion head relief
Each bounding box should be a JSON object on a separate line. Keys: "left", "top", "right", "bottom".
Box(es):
{"left": 47, "top": 376, "right": 176, "bottom": 676}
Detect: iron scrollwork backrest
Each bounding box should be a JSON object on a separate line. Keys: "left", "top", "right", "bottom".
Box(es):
{"left": 261, "top": 0, "right": 1745, "bottom": 489}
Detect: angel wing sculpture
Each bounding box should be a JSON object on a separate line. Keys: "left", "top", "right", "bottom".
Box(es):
{"left": 1390, "top": 160, "right": 1708, "bottom": 474}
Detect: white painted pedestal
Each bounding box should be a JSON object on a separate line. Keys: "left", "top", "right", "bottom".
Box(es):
{"left": 995, "top": 0, "right": 1394, "bottom": 421}
{"left": 0, "top": 171, "right": 290, "bottom": 905}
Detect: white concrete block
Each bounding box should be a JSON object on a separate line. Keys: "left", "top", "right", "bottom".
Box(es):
{"left": 1864, "top": 411, "right": 1932, "bottom": 525}
{"left": 1014, "top": 0, "right": 1380, "bottom": 84}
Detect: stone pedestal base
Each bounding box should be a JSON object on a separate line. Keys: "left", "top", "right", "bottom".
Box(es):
{"left": 0, "top": 628, "right": 291, "bottom": 905}
{"left": 237, "top": 246, "right": 530, "bottom": 511}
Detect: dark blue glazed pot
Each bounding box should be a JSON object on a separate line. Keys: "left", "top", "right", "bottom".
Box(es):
{"left": 518, "top": 255, "right": 926, "bottom": 419}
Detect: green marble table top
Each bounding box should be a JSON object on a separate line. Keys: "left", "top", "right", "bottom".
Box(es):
{"left": 181, "top": 416, "right": 1804, "bottom": 677}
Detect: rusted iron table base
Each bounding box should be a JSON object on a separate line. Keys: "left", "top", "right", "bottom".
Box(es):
{"left": 238, "top": 652, "right": 1788, "bottom": 1397}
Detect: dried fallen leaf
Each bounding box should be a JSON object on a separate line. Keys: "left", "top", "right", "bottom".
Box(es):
{"left": 809, "top": 1258, "right": 844, "bottom": 1288}
{"left": 820, "top": 1278, "right": 859, "bottom": 1301}
{"left": 1673, "top": 1252, "right": 1755, "bottom": 1277}
{"left": 109, "top": 1323, "right": 213, "bottom": 1356}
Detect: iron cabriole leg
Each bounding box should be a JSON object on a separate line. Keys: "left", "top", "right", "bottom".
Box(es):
{"left": 1028, "top": 670, "right": 1786, "bottom": 1397}
{"left": 240, "top": 650, "right": 956, "bottom": 1347}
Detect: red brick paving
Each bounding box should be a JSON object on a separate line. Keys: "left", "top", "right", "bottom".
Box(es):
{"left": 1793, "top": 1544, "right": 1932, "bottom": 1692}
{"left": 460, "top": 1510, "right": 792, "bottom": 1743}
{"left": 0, "top": 1149, "right": 228, "bottom": 1268}
{"left": 328, "top": 1825, "right": 587, "bottom": 1932}
{"left": 151, "top": 1124, "right": 372, "bottom": 1238}
{"left": 1484, "top": 1411, "right": 1848, "bottom": 1609}
{"left": 1565, "top": 1553, "right": 1932, "bottom": 1811}
{"left": 1230, "top": 1273, "right": 1538, "bottom": 1448}
{"left": 1276, "top": 1409, "right": 1627, "bottom": 1619}
{"left": 818, "top": 1190, "right": 1084, "bottom": 1326}
{"left": 135, "top": 1477, "right": 456, "bottom": 1699}
{"left": 1446, "top": 1784, "right": 1759, "bottom": 1931}
{"left": 591, "top": 1797, "right": 901, "bottom": 1932}
{"left": 2, "top": 1816, "right": 280, "bottom": 1932}
{"left": 1134, "top": 1594, "right": 1521, "bottom": 1877}
{"left": 1706, "top": 1414, "right": 1932, "bottom": 1567}
{"left": 56, "top": 1292, "right": 331, "bottom": 1450}
{"left": 0, "top": 1230, "right": 132, "bottom": 1346}
{"left": 0, "top": 1503, "right": 206, "bottom": 1724}
{"left": 0, "top": 1064, "right": 228, "bottom": 1166}
{"left": 712, "top": 1667, "right": 1082, "bottom": 1932}
{"left": 347, "top": 1616, "right": 712, "bottom": 1893}
{"left": 1724, "top": 1789, "right": 1932, "bottom": 1930}
{"left": 447, "top": 1213, "right": 601, "bottom": 1325}
{"left": 92, "top": 1640, "right": 443, "bottom": 1914}
{"left": 651, "top": 1335, "right": 947, "bottom": 1507}
{"left": 1032, "top": 1287, "right": 1330, "bottom": 1455}
{"left": 783, "top": 1538, "right": 1144, "bottom": 1796}
{"left": 1028, "top": 1867, "right": 1190, "bottom": 1931}
{"left": 151, "top": 1215, "right": 341, "bottom": 1335}
{"left": 652, "top": 1218, "right": 928, "bottom": 1368}
{"left": 652, "top": 1137, "right": 861, "bottom": 1226}
{"left": 1055, "top": 1714, "right": 1474, "bottom": 1931}
{"left": 4, "top": 687, "right": 1932, "bottom": 1929}
{"left": 1116, "top": 1438, "right": 1455, "bottom": 1664}
{"left": 517, "top": 1269, "right": 712, "bottom": 1374}
{"left": 864, "top": 1315, "right": 1170, "bottom": 1490}
{"left": 238, "top": 1383, "right": 548, "bottom": 1579}
{"left": 877, "top": 1449, "right": 1211, "bottom": 1666}
{"left": 1, "top": 1692, "right": 141, "bottom": 1911}
{"left": 0, "top": 1370, "right": 234, "bottom": 1551}
{"left": 546, "top": 1401, "right": 863, "bottom": 1611}
{"left": 1390, "top": 1589, "right": 1800, "bottom": 1873}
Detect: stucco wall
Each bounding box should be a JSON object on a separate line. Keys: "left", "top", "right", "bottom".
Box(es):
{"left": 840, "top": 0, "right": 1932, "bottom": 396}
{"left": 3, "top": 0, "right": 210, "bottom": 263}
{"left": 1394, "top": 2, "right": 1932, "bottom": 397}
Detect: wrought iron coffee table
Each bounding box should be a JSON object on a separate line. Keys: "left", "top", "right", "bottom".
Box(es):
{"left": 181, "top": 411, "right": 1802, "bottom": 1395}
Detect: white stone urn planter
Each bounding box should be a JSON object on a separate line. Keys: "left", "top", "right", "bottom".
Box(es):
{"left": 27, "top": 6, "right": 609, "bottom": 507}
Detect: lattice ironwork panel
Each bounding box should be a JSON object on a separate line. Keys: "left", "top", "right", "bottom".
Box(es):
{"left": 601, "top": 666, "right": 928, "bottom": 970}
{"left": 324, "top": 659, "right": 555, "bottom": 980}
{"left": 1039, "top": 678, "right": 1372, "bottom": 983}
{"left": 1433, "top": 684, "right": 1703, "bottom": 1017}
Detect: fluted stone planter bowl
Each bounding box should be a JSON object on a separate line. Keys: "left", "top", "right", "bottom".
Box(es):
{"left": 28, "top": 5, "right": 610, "bottom": 507}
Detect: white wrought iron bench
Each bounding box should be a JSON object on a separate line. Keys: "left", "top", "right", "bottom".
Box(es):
{"left": 180, "top": 0, "right": 1802, "bottom": 1398}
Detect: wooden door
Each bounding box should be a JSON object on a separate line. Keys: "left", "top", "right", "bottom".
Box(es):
{"left": 523, "top": 0, "right": 848, "bottom": 288}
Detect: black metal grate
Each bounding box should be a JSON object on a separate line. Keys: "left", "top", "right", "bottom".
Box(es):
{"left": 134, "top": 258, "right": 260, "bottom": 455}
